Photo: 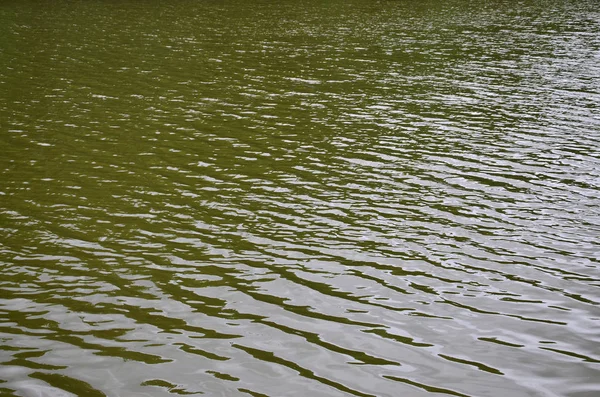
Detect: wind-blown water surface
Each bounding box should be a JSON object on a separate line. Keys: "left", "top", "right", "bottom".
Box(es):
{"left": 1, "top": 1, "right": 599, "bottom": 396}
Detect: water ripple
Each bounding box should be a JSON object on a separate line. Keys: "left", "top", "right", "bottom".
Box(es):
{"left": 1, "top": 0, "right": 600, "bottom": 396}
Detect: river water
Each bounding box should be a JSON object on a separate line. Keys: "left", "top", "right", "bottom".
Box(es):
{"left": 1, "top": 1, "right": 599, "bottom": 396}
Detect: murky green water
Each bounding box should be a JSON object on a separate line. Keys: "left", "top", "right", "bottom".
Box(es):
{"left": 1, "top": 0, "right": 600, "bottom": 396}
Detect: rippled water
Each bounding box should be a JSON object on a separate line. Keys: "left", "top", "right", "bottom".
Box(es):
{"left": 1, "top": 1, "right": 600, "bottom": 396}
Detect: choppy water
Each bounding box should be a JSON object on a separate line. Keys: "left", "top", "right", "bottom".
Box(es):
{"left": 1, "top": 1, "right": 600, "bottom": 396}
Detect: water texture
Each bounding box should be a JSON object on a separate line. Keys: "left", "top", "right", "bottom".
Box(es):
{"left": 1, "top": 1, "right": 599, "bottom": 396}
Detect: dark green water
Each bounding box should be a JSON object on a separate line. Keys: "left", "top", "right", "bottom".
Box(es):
{"left": 1, "top": 0, "right": 600, "bottom": 396}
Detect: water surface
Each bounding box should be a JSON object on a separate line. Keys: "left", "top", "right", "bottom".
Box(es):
{"left": 1, "top": 1, "right": 600, "bottom": 396}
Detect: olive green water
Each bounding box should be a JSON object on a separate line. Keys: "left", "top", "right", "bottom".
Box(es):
{"left": 1, "top": 0, "right": 600, "bottom": 396}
